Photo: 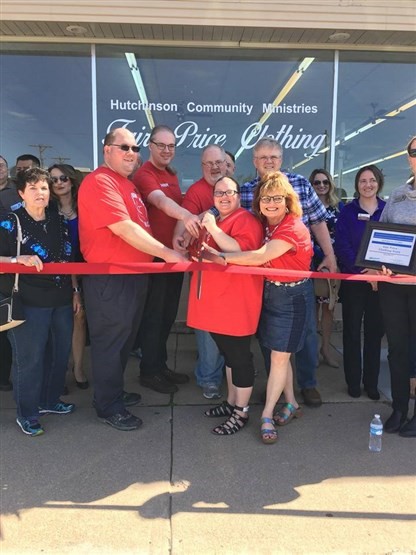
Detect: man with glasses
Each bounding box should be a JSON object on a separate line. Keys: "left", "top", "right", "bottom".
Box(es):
{"left": 132, "top": 125, "right": 200, "bottom": 394}
{"left": 241, "top": 138, "right": 337, "bottom": 408}
{"left": 78, "top": 128, "right": 186, "bottom": 431}
{"left": 173, "top": 144, "right": 227, "bottom": 399}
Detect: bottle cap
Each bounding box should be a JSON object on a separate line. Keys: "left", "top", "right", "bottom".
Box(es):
{"left": 374, "top": 414, "right": 380, "bottom": 418}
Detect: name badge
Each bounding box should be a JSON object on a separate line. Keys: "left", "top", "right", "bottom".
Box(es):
{"left": 160, "top": 183, "right": 169, "bottom": 188}
{"left": 357, "top": 213, "right": 370, "bottom": 221}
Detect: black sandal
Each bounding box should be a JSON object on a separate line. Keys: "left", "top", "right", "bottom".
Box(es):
{"left": 211, "top": 405, "right": 249, "bottom": 435}
{"left": 204, "top": 400, "right": 234, "bottom": 418}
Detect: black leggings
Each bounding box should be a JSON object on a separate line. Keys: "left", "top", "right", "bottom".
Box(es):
{"left": 210, "top": 332, "right": 254, "bottom": 388}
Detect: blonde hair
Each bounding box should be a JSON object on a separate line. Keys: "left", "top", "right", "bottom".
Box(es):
{"left": 253, "top": 171, "right": 302, "bottom": 220}
{"left": 309, "top": 168, "right": 340, "bottom": 208}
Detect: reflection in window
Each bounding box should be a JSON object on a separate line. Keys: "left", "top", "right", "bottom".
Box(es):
{"left": 96, "top": 46, "right": 334, "bottom": 190}
{"left": 335, "top": 51, "right": 415, "bottom": 198}
{"left": 0, "top": 43, "right": 93, "bottom": 173}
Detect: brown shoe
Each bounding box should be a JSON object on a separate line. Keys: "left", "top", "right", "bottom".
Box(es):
{"left": 301, "top": 387, "right": 322, "bottom": 407}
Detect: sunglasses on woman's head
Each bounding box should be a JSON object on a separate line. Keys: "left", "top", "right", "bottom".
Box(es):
{"left": 313, "top": 179, "right": 330, "bottom": 186}
{"left": 408, "top": 149, "right": 416, "bottom": 158}
{"left": 51, "top": 175, "right": 69, "bottom": 184}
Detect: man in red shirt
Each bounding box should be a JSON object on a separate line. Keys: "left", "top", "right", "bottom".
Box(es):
{"left": 78, "top": 127, "right": 185, "bottom": 431}
{"left": 132, "top": 125, "right": 199, "bottom": 394}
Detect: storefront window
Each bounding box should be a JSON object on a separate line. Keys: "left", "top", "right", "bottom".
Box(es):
{"left": 335, "top": 51, "right": 415, "bottom": 198}
{"left": 96, "top": 46, "right": 334, "bottom": 189}
{"left": 1, "top": 43, "right": 413, "bottom": 197}
{"left": 0, "top": 43, "right": 93, "bottom": 173}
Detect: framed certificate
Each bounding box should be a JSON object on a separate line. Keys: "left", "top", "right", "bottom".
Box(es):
{"left": 355, "top": 221, "right": 416, "bottom": 275}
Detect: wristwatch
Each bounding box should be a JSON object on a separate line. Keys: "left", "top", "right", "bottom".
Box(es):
{"left": 10, "top": 257, "right": 18, "bottom": 264}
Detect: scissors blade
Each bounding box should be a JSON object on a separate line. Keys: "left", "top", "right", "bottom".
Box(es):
{"left": 197, "top": 255, "right": 203, "bottom": 299}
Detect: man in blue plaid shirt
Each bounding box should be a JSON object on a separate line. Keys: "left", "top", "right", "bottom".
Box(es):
{"left": 241, "top": 138, "right": 337, "bottom": 407}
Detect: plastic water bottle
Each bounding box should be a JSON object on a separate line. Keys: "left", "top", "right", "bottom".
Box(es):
{"left": 369, "top": 414, "right": 383, "bottom": 452}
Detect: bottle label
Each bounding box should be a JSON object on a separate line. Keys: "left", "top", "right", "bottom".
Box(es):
{"left": 370, "top": 425, "right": 383, "bottom": 436}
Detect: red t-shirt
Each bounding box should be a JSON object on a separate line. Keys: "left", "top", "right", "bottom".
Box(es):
{"left": 78, "top": 166, "right": 153, "bottom": 263}
{"left": 133, "top": 161, "right": 182, "bottom": 248}
{"left": 187, "top": 208, "right": 263, "bottom": 336}
{"left": 182, "top": 177, "right": 214, "bottom": 215}
{"left": 264, "top": 214, "right": 312, "bottom": 282}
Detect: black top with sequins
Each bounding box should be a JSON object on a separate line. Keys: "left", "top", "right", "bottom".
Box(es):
{"left": 0, "top": 207, "right": 73, "bottom": 307}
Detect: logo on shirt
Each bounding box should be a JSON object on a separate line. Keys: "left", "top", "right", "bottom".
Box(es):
{"left": 131, "top": 192, "right": 151, "bottom": 228}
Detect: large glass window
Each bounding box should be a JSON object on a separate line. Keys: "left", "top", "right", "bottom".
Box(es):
{"left": 96, "top": 46, "right": 334, "bottom": 190}
{"left": 0, "top": 43, "right": 93, "bottom": 173}
{"left": 336, "top": 51, "right": 416, "bottom": 197}
{"left": 1, "top": 43, "right": 413, "bottom": 197}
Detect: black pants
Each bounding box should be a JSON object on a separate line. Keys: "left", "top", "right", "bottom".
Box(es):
{"left": 210, "top": 332, "right": 254, "bottom": 388}
{"left": 340, "top": 281, "right": 384, "bottom": 391}
{"left": 379, "top": 282, "right": 416, "bottom": 414}
{"left": 0, "top": 330, "right": 12, "bottom": 385}
{"left": 83, "top": 274, "right": 148, "bottom": 418}
{"left": 136, "top": 271, "right": 184, "bottom": 376}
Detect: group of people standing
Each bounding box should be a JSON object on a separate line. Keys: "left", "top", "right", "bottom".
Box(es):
{"left": 0, "top": 130, "right": 415, "bottom": 441}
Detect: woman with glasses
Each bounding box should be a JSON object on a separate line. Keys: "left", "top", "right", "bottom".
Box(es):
{"left": 132, "top": 125, "right": 200, "bottom": 394}
{"left": 202, "top": 172, "right": 313, "bottom": 444}
{"left": 309, "top": 169, "right": 343, "bottom": 368}
{"left": 377, "top": 136, "right": 416, "bottom": 437}
{"left": 48, "top": 164, "right": 88, "bottom": 390}
{"left": 187, "top": 176, "right": 263, "bottom": 436}
{"left": 334, "top": 165, "right": 385, "bottom": 400}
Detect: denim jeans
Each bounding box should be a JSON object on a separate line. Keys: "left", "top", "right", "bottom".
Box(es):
{"left": 8, "top": 304, "right": 73, "bottom": 418}
{"left": 194, "top": 329, "right": 224, "bottom": 387}
{"left": 260, "top": 279, "right": 318, "bottom": 389}
{"left": 294, "top": 279, "right": 318, "bottom": 388}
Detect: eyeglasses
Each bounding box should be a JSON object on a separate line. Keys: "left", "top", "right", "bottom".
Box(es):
{"left": 109, "top": 143, "right": 140, "bottom": 153}
{"left": 150, "top": 140, "right": 176, "bottom": 152}
{"left": 409, "top": 149, "right": 416, "bottom": 158}
{"left": 313, "top": 179, "right": 330, "bottom": 186}
{"left": 202, "top": 160, "right": 226, "bottom": 169}
{"left": 213, "top": 190, "right": 239, "bottom": 198}
{"left": 260, "top": 195, "right": 285, "bottom": 204}
{"left": 255, "top": 155, "right": 281, "bottom": 163}
{"left": 51, "top": 175, "right": 70, "bottom": 184}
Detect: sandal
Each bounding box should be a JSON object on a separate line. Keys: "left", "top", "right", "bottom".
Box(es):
{"left": 204, "top": 400, "right": 234, "bottom": 418}
{"left": 260, "top": 417, "right": 278, "bottom": 444}
{"left": 211, "top": 406, "right": 249, "bottom": 435}
{"left": 273, "top": 402, "right": 303, "bottom": 427}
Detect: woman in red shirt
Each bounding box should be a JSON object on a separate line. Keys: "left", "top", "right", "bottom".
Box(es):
{"left": 208, "top": 172, "right": 313, "bottom": 444}
{"left": 187, "top": 176, "right": 263, "bottom": 436}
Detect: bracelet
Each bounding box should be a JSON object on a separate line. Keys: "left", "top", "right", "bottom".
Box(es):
{"left": 73, "top": 287, "right": 81, "bottom": 293}
{"left": 218, "top": 253, "right": 226, "bottom": 262}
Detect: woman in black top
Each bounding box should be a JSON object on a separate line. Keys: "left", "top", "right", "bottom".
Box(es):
{"left": 0, "top": 167, "right": 80, "bottom": 436}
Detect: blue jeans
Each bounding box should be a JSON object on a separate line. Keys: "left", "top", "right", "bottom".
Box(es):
{"left": 294, "top": 279, "right": 319, "bottom": 388}
{"left": 194, "top": 329, "right": 224, "bottom": 387}
{"left": 8, "top": 304, "right": 73, "bottom": 418}
{"left": 260, "top": 279, "right": 318, "bottom": 389}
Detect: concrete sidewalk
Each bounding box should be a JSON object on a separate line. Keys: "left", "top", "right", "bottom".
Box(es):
{"left": 1, "top": 330, "right": 415, "bottom": 554}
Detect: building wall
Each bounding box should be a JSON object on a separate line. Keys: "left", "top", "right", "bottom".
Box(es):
{"left": 2, "top": 0, "right": 415, "bottom": 30}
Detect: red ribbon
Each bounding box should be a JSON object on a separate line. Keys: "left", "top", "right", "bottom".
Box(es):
{"left": 1, "top": 261, "right": 415, "bottom": 283}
